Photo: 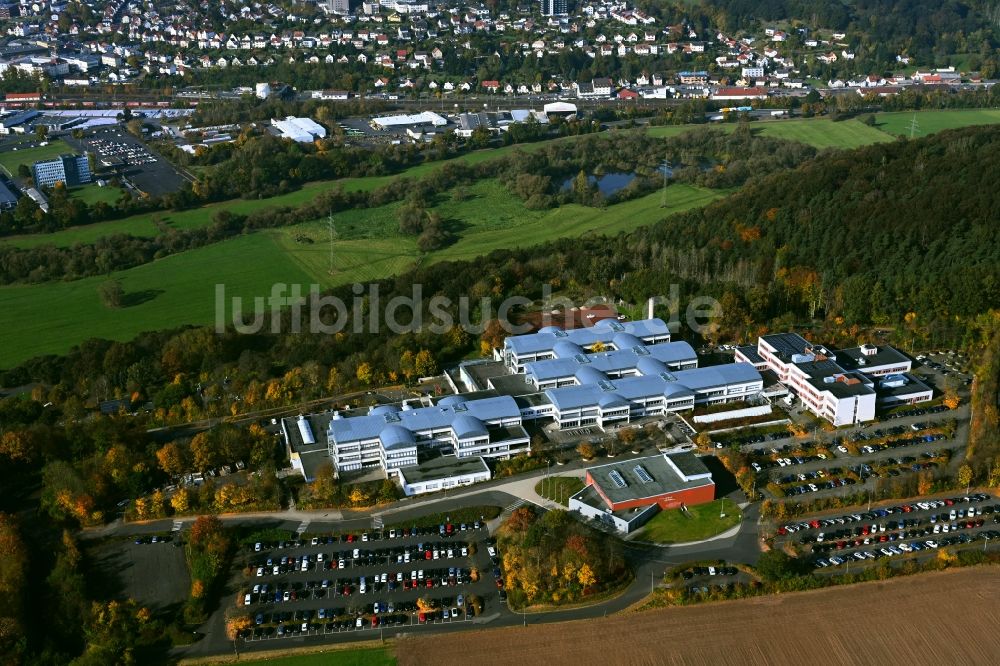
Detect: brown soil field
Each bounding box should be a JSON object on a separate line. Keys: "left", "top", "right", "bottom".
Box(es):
{"left": 397, "top": 566, "right": 1000, "bottom": 666}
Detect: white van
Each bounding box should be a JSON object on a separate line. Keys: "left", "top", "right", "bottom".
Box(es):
{"left": 359, "top": 576, "right": 367, "bottom": 594}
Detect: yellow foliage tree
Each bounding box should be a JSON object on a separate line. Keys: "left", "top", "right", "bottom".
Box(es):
{"left": 225, "top": 615, "right": 252, "bottom": 640}
{"left": 171, "top": 488, "right": 191, "bottom": 514}
{"left": 577, "top": 563, "right": 597, "bottom": 588}
{"left": 348, "top": 487, "right": 368, "bottom": 506}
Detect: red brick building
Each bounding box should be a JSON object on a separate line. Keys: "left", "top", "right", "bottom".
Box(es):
{"left": 570, "top": 452, "right": 715, "bottom": 532}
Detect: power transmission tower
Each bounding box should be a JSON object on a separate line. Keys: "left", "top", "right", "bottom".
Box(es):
{"left": 908, "top": 113, "right": 920, "bottom": 139}
{"left": 326, "top": 213, "right": 337, "bottom": 276}
{"left": 659, "top": 154, "right": 669, "bottom": 208}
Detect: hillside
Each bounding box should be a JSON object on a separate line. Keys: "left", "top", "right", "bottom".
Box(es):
{"left": 632, "top": 124, "right": 1000, "bottom": 328}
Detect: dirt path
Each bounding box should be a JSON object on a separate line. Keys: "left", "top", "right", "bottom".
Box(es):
{"left": 397, "top": 566, "right": 1000, "bottom": 666}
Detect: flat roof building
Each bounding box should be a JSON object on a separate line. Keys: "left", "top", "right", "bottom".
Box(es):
{"left": 739, "top": 333, "right": 926, "bottom": 426}
{"left": 272, "top": 116, "right": 327, "bottom": 143}
{"left": 33, "top": 154, "right": 91, "bottom": 189}
{"left": 398, "top": 456, "right": 491, "bottom": 496}
{"left": 570, "top": 452, "right": 716, "bottom": 533}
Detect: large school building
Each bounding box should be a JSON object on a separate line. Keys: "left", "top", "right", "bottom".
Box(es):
{"left": 281, "top": 318, "right": 764, "bottom": 482}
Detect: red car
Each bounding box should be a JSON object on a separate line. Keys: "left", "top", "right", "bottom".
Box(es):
{"left": 809, "top": 520, "right": 821, "bottom": 529}
{"left": 425, "top": 550, "right": 432, "bottom": 560}
{"left": 426, "top": 579, "right": 434, "bottom": 588}
{"left": 777, "top": 527, "right": 788, "bottom": 536}
{"left": 418, "top": 612, "right": 426, "bottom": 624}
{"left": 495, "top": 579, "right": 504, "bottom": 589}
{"left": 371, "top": 616, "right": 379, "bottom": 628}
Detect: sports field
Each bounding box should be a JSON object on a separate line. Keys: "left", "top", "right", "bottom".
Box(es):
{"left": 396, "top": 566, "right": 1000, "bottom": 666}
{"left": 0, "top": 180, "right": 722, "bottom": 367}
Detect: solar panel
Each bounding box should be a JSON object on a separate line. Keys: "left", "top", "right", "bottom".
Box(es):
{"left": 609, "top": 470, "right": 627, "bottom": 488}
{"left": 634, "top": 465, "right": 654, "bottom": 483}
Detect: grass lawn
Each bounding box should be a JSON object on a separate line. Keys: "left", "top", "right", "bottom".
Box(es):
{"left": 754, "top": 118, "right": 893, "bottom": 149}
{"left": 650, "top": 118, "right": 894, "bottom": 149}
{"left": 534, "top": 476, "right": 585, "bottom": 506}
{"left": 0, "top": 139, "right": 72, "bottom": 177}
{"left": 874, "top": 109, "right": 1000, "bottom": 137}
{"left": 0, "top": 140, "right": 560, "bottom": 249}
{"left": 217, "top": 646, "right": 395, "bottom": 666}
{"left": 636, "top": 498, "right": 742, "bottom": 544}
{"left": 0, "top": 233, "right": 315, "bottom": 367}
{"left": 0, "top": 178, "right": 724, "bottom": 367}
{"left": 68, "top": 184, "right": 127, "bottom": 206}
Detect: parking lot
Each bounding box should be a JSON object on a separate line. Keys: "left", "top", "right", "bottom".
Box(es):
{"left": 65, "top": 126, "right": 186, "bottom": 196}
{"left": 772, "top": 492, "right": 1000, "bottom": 569}
{"left": 749, "top": 417, "right": 961, "bottom": 500}
{"left": 237, "top": 522, "right": 501, "bottom": 642}
{"left": 88, "top": 536, "right": 189, "bottom": 612}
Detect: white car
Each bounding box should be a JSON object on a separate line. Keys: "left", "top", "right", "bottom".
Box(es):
{"left": 837, "top": 445, "right": 848, "bottom": 454}
{"left": 256, "top": 567, "right": 264, "bottom": 577}
{"left": 244, "top": 593, "right": 252, "bottom": 606}
{"left": 254, "top": 542, "right": 263, "bottom": 552}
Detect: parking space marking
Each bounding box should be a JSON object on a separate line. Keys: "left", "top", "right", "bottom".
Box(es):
{"left": 295, "top": 521, "right": 310, "bottom": 536}
{"left": 171, "top": 520, "right": 183, "bottom": 532}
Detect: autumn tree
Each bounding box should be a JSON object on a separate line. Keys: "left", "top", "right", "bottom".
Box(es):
{"left": 156, "top": 441, "right": 189, "bottom": 476}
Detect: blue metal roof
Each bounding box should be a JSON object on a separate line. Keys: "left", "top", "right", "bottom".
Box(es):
{"left": 329, "top": 394, "right": 521, "bottom": 444}
{"left": 451, "top": 414, "right": 488, "bottom": 438}
{"left": 523, "top": 341, "right": 696, "bottom": 383}
{"left": 380, "top": 424, "right": 415, "bottom": 450}
{"left": 543, "top": 362, "right": 759, "bottom": 411}
{"left": 504, "top": 318, "right": 671, "bottom": 356}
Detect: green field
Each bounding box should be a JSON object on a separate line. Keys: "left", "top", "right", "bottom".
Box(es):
{"left": 875, "top": 109, "right": 1000, "bottom": 137}
{"left": 217, "top": 647, "right": 395, "bottom": 666}
{"left": 756, "top": 118, "right": 894, "bottom": 149}
{"left": 0, "top": 141, "right": 563, "bottom": 250}
{"left": 68, "top": 184, "right": 127, "bottom": 206}
{"left": 647, "top": 118, "right": 893, "bottom": 149}
{"left": 0, "top": 140, "right": 72, "bottom": 176}
{"left": 0, "top": 179, "right": 722, "bottom": 367}
{"left": 636, "top": 498, "right": 742, "bottom": 544}
{"left": 0, "top": 233, "right": 315, "bottom": 365}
